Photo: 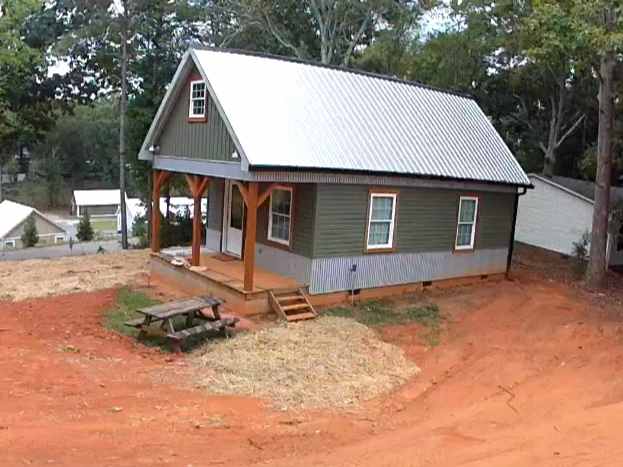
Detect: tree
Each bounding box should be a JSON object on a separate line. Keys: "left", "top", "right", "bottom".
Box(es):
{"left": 521, "top": 1, "right": 590, "bottom": 177}
{"left": 76, "top": 213, "right": 94, "bottom": 241}
{"left": 20, "top": 215, "right": 39, "bottom": 247}
{"left": 582, "top": 2, "right": 622, "bottom": 287}
{"left": 214, "top": 0, "right": 427, "bottom": 65}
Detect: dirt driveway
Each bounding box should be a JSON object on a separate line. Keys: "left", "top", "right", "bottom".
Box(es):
{"left": 3, "top": 274, "right": 623, "bottom": 466}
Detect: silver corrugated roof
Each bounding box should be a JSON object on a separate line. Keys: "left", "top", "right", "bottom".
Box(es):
{"left": 161, "top": 48, "right": 530, "bottom": 186}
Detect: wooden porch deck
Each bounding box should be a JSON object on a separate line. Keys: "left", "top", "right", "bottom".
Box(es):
{"left": 195, "top": 253, "right": 300, "bottom": 293}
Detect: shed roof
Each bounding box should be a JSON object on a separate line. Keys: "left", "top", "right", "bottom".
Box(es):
{"left": 530, "top": 174, "right": 623, "bottom": 207}
{"left": 73, "top": 189, "right": 121, "bottom": 207}
{"left": 141, "top": 48, "right": 531, "bottom": 187}
{"left": 0, "top": 200, "right": 65, "bottom": 239}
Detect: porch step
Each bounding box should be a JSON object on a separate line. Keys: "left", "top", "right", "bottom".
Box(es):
{"left": 268, "top": 288, "right": 318, "bottom": 322}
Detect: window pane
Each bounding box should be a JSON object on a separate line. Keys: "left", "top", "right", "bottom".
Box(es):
{"left": 271, "top": 190, "right": 291, "bottom": 216}
{"left": 456, "top": 223, "right": 473, "bottom": 247}
{"left": 271, "top": 214, "right": 290, "bottom": 242}
{"left": 368, "top": 221, "right": 390, "bottom": 246}
{"left": 192, "top": 99, "right": 205, "bottom": 116}
{"left": 192, "top": 82, "right": 205, "bottom": 98}
{"left": 459, "top": 199, "right": 476, "bottom": 222}
{"left": 371, "top": 196, "right": 393, "bottom": 221}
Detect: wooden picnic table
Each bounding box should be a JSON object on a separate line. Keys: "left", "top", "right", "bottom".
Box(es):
{"left": 125, "top": 295, "right": 238, "bottom": 352}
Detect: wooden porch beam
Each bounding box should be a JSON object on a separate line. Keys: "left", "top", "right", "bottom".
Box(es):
{"left": 257, "top": 183, "right": 291, "bottom": 207}
{"left": 232, "top": 181, "right": 249, "bottom": 207}
{"left": 151, "top": 169, "right": 171, "bottom": 252}
{"left": 184, "top": 174, "right": 210, "bottom": 266}
{"left": 243, "top": 182, "right": 259, "bottom": 291}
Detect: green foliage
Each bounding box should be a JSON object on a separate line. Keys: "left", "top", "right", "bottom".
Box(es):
{"left": 103, "top": 287, "right": 168, "bottom": 349}
{"left": 20, "top": 215, "right": 39, "bottom": 248}
{"left": 159, "top": 209, "right": 195, "bottom": 249}
{"left": 325, "top": 299, "right": 443, "bottom": 345}
{"left": 76, "top": 213, "right": 94, "bottom": 242}
{"left": 572, "top": 230, "right": 591, "bottom": 275}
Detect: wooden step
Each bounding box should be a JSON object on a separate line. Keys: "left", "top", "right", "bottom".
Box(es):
{"left": 276, "top": 295, "right": 305, "bottom": 302}
{"left": 286, "top": 311, "right": 317, "bottom": 322}
{"left": 268, "top": 288, "right": 318, "bottom": 322}
{"left": 282, "top": 303, "right": 311, "bottom": 312}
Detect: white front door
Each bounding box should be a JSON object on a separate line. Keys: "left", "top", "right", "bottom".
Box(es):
{"left": 225, "top": 182, "right": 244, "bottom": 257}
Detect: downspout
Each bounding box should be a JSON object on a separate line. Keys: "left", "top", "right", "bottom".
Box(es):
{"left": 506, "top": 186, "right": 529, "bottom": 277}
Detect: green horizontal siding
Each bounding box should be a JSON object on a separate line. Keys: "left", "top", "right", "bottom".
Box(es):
{"left": 157, "top": 67, "right": 238, "bottom": 162}
{"left": 257, "top": 184, "right": 316, "bottom": 258}
{"left": 312, "top": 184, "right": 514, "bottom": 258}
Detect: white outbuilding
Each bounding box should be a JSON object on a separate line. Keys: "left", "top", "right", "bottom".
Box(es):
{"left": 516, "top": 174, "right": 623, "bottom": 266}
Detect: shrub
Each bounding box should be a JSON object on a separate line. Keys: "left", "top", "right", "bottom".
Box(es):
{"left": 20, "top": 215, "right": 39, "bottom": 248}
{"left": 77, "top": 213, "right": 94, "bottom": 242}
{"left": 572, "top": 230, "right": 591, "bottom": 275}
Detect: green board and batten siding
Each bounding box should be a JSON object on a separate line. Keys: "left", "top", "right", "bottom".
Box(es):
{"left": 312, "top": 184, "right": 514, "bottom": 258}
{"left": 256, "top": 184, "right": 316, "bottom": 258}
{"left": 157, "top": 67, "right": 238, "bottom": 163}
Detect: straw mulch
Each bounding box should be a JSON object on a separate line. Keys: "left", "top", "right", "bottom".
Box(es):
{"left": 193, "top": 316, "right": 420, "bottom": 410}
{"left": 0, "top": 250, "right": 149, "bottom": 301}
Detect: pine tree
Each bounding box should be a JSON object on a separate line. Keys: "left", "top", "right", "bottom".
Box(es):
{"left": 77, "top": 213, "right": 94, "bottom": 242}
{"left": 21, "top": 215, "right": 39, "bottom": 248}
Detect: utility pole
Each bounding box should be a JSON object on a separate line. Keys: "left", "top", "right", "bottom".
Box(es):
{"left": 119, "top": 0, "right": 129, "bottom": 249}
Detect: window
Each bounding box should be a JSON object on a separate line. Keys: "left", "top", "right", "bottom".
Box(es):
{"left": 455, "top": 196, "right": 478, "bottom": 250}
{"left": 268, "top": 188, "right": 293, "bottom": 246}
{"left": 55, "top": 235, "right": 65, "bottom": 244}
{"left": 617, "top": 224, "right": 623, "bottom": 251}
{"left": 4, "top": 240, "right": 15, "bottom": 249}
{"left": 188, "top": 80, "right": 206, "bottom": 118}
{"left": 366, "top": 193, "right": 397, "bottom": 250}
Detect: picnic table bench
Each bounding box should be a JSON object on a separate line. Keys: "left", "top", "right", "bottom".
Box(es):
{"left": 125, "top": 296, "right": 238, "bottom": 352}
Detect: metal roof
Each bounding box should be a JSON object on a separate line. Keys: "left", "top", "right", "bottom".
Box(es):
{"left": 144, "top": 48, "right": 531, "bottom": 187}
{"left": 73, "top": 189, "right": 121, "bottom": 207}
{"left": 0, "top": 200, "right": 66, "bottom": 239}
{"left": 530, "top": 174, "right": 623, "bottom": 206}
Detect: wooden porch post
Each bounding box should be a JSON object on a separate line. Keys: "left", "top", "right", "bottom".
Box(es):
{"left": 185, "top": 175, "right": 210, "bottom": 267}
{"left": 151, "top": 169, "right": 171, "bottom": 253}
{"left": 243, "top": 182, "right": 259, "bottom": 291}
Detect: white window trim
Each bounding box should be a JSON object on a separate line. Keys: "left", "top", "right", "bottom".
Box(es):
{"left": 366, "top": 193, "right": 397, "bottom": 250}
{"left": 455, "top": 196, "right": 479, "bottom": 250}
{"left": 55, "top": 235, "right": 65, "bottom": 243}
{"left": 267, "top": 187, "right": 293, "bottom": 246}
{"left": 4, "top": 239, "right": 15, "bottom": 248}
{"left": 188, "top": 80, "right": 206, "bottom": 118}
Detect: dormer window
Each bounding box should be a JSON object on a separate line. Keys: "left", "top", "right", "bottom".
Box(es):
{"left": 189, "top": 80, "right": 206, "bottom": 118}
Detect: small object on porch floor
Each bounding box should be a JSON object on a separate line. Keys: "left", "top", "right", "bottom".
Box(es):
{"left": 125, "top": 295, "right": 234, "bottom": 352}
{"left": 268, "top": 288, "right": 317, "bottom": 322}
{"left": 170, "top": 257, "right": 188, "bottom": 268}
{"left": 189, "top": 266, "right": 207, "bottom": 273}
{"left": 213, "top": 253, "right": 237, "bottom": 262}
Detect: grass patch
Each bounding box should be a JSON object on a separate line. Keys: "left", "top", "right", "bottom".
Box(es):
{"left": 91, "top": 218, "right": 118, "bottom": 232}
{"left": 324, "top": 300, "right": 443, "bottom": 346}
{"left": 104, "top": 287, "right": 169, "bottom": 349}
{"left": 104, "top": 287, "right": 229, "bottom": 352}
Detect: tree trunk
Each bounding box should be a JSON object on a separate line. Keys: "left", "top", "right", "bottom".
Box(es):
{"left": 119, "top": 1, "right": 129, "bottom": 250}
{"left": 586, "top": 50, "right": 616, "bottom": 287}
{"left": 543, "top": 147, "right": 556, "bottom": 177}
{"left": 146, "top": 169, "right": 152, "bottom": 245}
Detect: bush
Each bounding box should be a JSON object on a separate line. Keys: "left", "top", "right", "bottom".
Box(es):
{"left": 572, "top": 230, "right": 591, "bottom": 275}
{"left": 77, "top": 213, "right": 94, "bottom": 242}
{"left": 20, "top": 215, "right": 39, "bottom": 248}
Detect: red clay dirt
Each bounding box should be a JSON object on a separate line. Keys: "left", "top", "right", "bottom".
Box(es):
{"left": 3, "top": 272, "right": 623, "bottom": 466}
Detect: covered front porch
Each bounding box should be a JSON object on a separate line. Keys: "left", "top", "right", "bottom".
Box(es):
{"left": 149, "top": 169, "right": 300, "bottom": 297}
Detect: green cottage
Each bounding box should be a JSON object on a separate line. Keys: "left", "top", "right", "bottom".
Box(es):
{"left": 139, "top": 47, "right": 531, "bottom": 308}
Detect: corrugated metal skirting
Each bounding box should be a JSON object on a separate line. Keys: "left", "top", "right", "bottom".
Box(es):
{"left": 308, "top": 248, "right": 508, "bottom": 294}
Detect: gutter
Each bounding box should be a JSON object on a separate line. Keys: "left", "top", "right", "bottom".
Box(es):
{"left": 506, "top": 186, "right": 530, "bottom": 277}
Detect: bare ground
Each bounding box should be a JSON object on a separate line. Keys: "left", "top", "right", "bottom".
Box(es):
{"left": 2, "top": 247, "right": 623, "bottom": 466}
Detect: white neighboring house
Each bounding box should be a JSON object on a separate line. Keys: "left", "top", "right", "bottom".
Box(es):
{"left": 72, "top": 189, "right": 121, "bottom": 218}
{"left": 0, "top": 200, "right": 67, "bottom": 249}
{"left": 516, "top": 174, "right": 623, "bottom": 266}
{"left": 117, "top": 197, "right": 208, "bottom": 233}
